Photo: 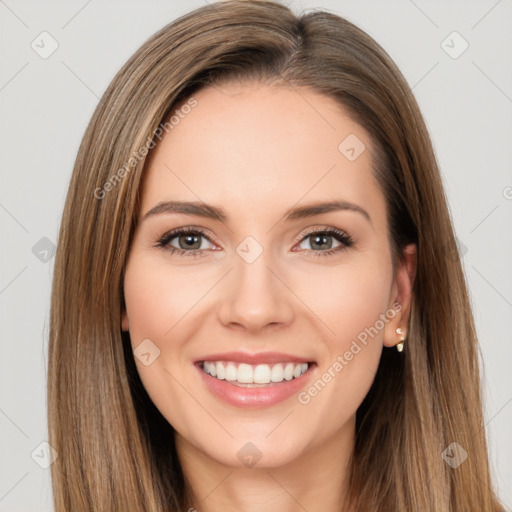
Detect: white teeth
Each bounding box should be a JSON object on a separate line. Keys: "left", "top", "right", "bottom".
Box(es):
{"left": 225, "top": 362, "right": 237, "bottom": 381}
{"left": 202, "top": 361, "right": 309, "bottom": 384}
{"left": 284, "top": 363, "right": 294, "bottom": 381}
{"left": 216, "top": 361, "right": 225, "bottom": 380}
{"left": 253, "top": 364, "right": 271, "bottom": 384}
{"left": 237, "top": 363, "right": 253, "bottom": 383}
{"left": 270, "top": 364, "right": 284, "bottom": 382}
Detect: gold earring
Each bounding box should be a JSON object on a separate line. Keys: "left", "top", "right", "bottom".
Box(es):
{"left": 395, "top": 327, "right": 405, "bottom": 352}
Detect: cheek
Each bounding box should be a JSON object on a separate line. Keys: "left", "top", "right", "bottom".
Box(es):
{"left": 123, "top": 254, "right": 212, "bottom": 342}
{"left": 122, "top": 251, "right": 225, "bottom": 395}
{"left": 299, "top": 258, "right": 392, "bottom": 350}
{"left": 122, "top": 254, "right": 207, "bottom": 435}
{"left": 292, "top": 257, "right": 392, "bottom": 420}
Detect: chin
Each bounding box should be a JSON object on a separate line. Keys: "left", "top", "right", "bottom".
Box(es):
{"left": 194, "top": 428, "right": 311, "bottom": 469}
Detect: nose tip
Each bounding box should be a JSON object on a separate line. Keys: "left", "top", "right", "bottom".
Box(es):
{"left": 217, "top": 254, "right": 295, "bottom": 332}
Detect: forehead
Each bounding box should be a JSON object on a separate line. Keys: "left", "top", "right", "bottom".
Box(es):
{"left": 139, "top": 82, "right": 385, "bottom": 225}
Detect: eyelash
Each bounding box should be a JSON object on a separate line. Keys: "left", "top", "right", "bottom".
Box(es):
{"left": 154, "top": 226, "right": 354, "bottom": 258}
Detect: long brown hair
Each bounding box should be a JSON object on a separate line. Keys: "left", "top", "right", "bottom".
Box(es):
{"left": 48, "top": 1, "right": 505, "bottom": 510}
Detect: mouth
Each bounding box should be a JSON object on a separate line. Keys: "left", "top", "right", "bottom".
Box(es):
{"left": 193, "top": 353, "right": 317, "bottom": 408}
{"left": 198, "top": 360, "right": 312, "bottom": 387}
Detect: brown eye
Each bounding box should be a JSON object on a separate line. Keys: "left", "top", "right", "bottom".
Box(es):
{"left": 174, "top": 232, "right": 203, "bottom": 250}
{"left": 156, "top": 228, "right": 216, "bottom": 256}
{"left": 295, "top": 228, "right": 354, "bottom": 256}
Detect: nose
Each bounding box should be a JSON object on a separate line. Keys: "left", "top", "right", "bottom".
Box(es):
{"left": 217, "top": 247, "right": 295, "bottom": 333}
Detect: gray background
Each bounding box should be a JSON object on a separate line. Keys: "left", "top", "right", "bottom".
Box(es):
{"left": 1, "top": 0, "right": 511, "bottom": 510}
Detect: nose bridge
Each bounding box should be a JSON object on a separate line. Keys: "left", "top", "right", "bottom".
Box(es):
{"left": 217, "top": 235, "right": 294, "bottom": 331}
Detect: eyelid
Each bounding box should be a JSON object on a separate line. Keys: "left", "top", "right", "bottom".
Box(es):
{"left": 155, "top": 226, "right": 220, "bottom": 253}
{"left": 159, "top": 226, "right": 218, "bottom": 243}
{"left": 293, "top": 225, "right": 351, "bottom": 243}
{"left": 158, "top": 225, "right": 350, "bottom": 244}
{"left": 155, "top": 224, "right": 354, "bottom": 256}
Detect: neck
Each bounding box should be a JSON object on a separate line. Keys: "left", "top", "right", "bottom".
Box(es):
{"left": 176, "top": 417, "right": 356, "bottom": 512}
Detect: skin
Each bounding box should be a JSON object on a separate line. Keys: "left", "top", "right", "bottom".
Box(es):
{"left": 122, "top": 81, "right": 416, "bottom": 512}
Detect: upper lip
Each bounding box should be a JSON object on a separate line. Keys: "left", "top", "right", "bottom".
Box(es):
{"left": 194, "top": 351, "right": 314, "bottom": 365}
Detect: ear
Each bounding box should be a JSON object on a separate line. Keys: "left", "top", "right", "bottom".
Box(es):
{"left": 121, "top": 310, "right": 129, "bottom": 332}
{"left": 383, "top": 243, "right": 417, "bottom": 348}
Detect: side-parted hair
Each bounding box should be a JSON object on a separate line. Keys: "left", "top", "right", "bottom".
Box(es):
{"left": 48, "top": 1, "right": 505, "bottom": 510}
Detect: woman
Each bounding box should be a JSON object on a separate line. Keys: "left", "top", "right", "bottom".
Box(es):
{"left": 47, "top": 1, "right": 506, "bottom": 510}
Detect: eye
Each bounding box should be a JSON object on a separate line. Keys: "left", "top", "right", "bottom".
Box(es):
{"left": 293, "top": 227, "right": 354, "bottom": 257}
{"left": 155, "top": 226, "right": 354, "bottom": 258}
{"left": 155, "top": 227, "right": 217, "bottom": 257}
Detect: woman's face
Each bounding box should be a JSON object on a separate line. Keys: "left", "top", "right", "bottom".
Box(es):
{"left": 122, "top": 82, "right": 415, "bottom": 468}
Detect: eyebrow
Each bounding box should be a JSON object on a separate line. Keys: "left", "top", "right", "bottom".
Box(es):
{"left": 142, "top": 199, "right": 371, "bottom": 225}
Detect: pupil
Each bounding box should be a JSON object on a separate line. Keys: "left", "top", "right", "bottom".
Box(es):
{"left": 180, "top": 234, "right": 200, "bottom": 249}
{"left": 312, "top": 234, "right": 331, "bottom": 250}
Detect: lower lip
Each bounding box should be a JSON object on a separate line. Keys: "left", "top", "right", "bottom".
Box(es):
{"left": 195, "top": 363, "right": 316, "bottom": 408}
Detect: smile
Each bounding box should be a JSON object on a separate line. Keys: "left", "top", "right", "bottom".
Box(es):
{"left": 195, "top": 354, "right": 317, "bottom": 407}
{"left": 201, "top": 361, "right": 309, "bottom": 386}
